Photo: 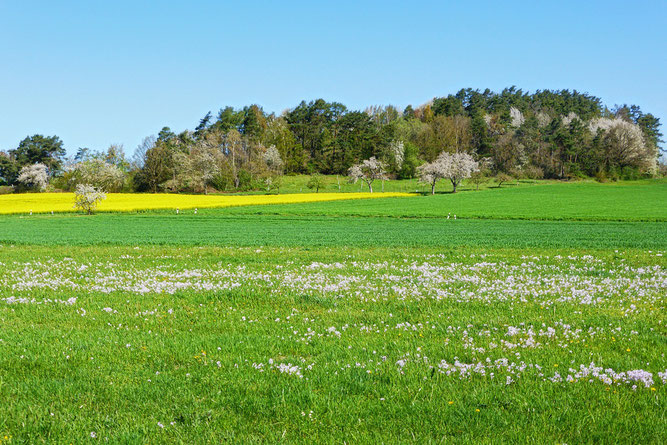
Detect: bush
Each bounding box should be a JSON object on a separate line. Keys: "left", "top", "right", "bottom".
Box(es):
{"left": 307, "top": 173, "right": 325, "bottom": 193}
{"left": 620, "top": 166, "right": 642, "bottom": 181}
{"left": 0, "top": 185, "right": 14, "bottom": 194}
{"left": 495, "top": 172, "right": 513, "bottom": 187}
{"left": 658, "top": 162, "right": 667, "bottom": 177}
{"left": 523, "top": 166, "right": 544, "bottom": 180}
{"left": 237, "top": 169, "right": 253, "bottom": 191}
{"left": 73, "top": 184, "right": 107, "bottom": 215}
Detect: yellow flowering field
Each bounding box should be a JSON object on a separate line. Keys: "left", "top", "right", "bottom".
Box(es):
{"left": 0, "top": 192, "right": 414, "bottom": 214}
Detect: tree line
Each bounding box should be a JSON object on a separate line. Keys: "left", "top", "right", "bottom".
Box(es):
{"left": 0, "top": 87, "right": 664, "bottom": 193}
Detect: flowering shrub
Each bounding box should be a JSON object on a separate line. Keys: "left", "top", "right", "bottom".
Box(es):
{"left": 73, "top": 184, "right": 107, "bottom": 214}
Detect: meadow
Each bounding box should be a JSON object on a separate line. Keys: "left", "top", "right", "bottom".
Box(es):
{"left": 0, "top": 179, "right": 665, "bottom": 443}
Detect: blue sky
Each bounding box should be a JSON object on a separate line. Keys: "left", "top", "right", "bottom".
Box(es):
{"left": 0, "top": 0, "right": 665, "bottom": 156}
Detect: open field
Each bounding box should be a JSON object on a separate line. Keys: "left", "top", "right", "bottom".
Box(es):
{"left": 221, "top": 179, "right": 667, "bottom": 222}
{"left": 0, "top": 191, "right": 412, "bottom": 215}
{"left": 1, "top": 214, "right": 666, "bottom": 249}
{"left": 0, "top": 180, "right": 665, "bottom": 443}
{"left": 1, "top": 246, "right": 665, "bottom": 443}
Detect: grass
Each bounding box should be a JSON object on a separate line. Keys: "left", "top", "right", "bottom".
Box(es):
{"left": 1, "top": 180, "right": 665, "bottom": 443}
{"left": 218, "top": 180, "right": 667, "bottom": 222}
{"left": 0, "top": 245, "right": 664, "bottom": 443}
{"left": 0, "top": 213, "right": 665, "bottom": 249}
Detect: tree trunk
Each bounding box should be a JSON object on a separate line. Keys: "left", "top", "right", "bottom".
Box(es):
{"left": 431, "top": 182, "right": 436, "bottom": 195}
{"left": 451, "top": 180, "right": 458, "bottom": 193}
{"left": 368, "top": 182, "right": 373, "bottom": 193}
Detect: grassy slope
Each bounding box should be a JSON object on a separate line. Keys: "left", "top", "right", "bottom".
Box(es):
{"left": 218, "top": 180, "right": 667, "bottom": 221}
{"left": 1, "top": 181, "right": 664, "bottom": 249}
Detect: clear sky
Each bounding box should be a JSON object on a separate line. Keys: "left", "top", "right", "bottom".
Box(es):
{"left": 1, "top": 0, "right": 665, "bottom": 156}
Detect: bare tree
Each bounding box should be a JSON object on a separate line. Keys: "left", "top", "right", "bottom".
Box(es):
{"left": 132, "top": 136, "right": 156, "bottom": 169}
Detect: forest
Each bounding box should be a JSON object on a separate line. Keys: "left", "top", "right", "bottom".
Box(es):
{"left": 0, "top": 87, "right": 664, "bottom": 194}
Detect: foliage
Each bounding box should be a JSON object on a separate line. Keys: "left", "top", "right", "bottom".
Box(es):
{"left": 306, "top": 173, "right": 325, "bottom": 193}
{"left": 469, "top": 170, "right": 488, "bottom": 191}
{"left": 263, "top": 145, "right": 283, "bottom": 172}
{"left": 67, "top": 159, "right": 125, "bottom": 192}
{"left": 3, "top": 88, "right": 663, "bottom": 194}
{"left": 496, "top": 172, "right": 513, "bottom": 187}
{"left": 10, "top": 134, "right": 65, "bottom": 174}
{"left": 73, "top": 184, "right": 107, "bottom": 214}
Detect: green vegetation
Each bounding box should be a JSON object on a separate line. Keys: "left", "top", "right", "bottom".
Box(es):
{"left": 1, "top": 89, "right": 664, "bottom": 196}
{"left": 1, "top": 214, "right": 666, "bottom": 249}
{"left": 1, "top": 181, "right": 665, "bottom": 443}
{"left": 0, "top": 245, "right": 665, "bottom": 443}
{"left": 223, "top": 179, "right": 667, "bottom": 222}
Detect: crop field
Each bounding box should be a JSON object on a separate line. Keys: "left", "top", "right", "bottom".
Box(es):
{"left": 0, "top": 191, "right": 412, "bottom": 215}
{"left": 0, "top": 180, "right": 665, "bottom": 443}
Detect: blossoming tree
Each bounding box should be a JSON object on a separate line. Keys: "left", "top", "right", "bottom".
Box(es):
{"left": 347, "top": 157, "right": 387, "bottom": 193}
{"left": 17, "top": 163, "right": 48, "bottom": 191}
{"left": 73, "top": 184, "right": 107, "bottom": 214}
{"left": 418, "top": 152, "right": 478, "bottom": 194}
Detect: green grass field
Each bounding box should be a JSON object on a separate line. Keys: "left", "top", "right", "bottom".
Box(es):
{"left": 0, "top": 180, "right": 665, "bottom": 443}
{"left": 1, "top": 214, "right": 666, "bottom": 249}
{"left": 221, "top": 179, "right": 667, "bottom": 221}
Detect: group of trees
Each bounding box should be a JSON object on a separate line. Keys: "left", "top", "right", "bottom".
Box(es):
{"left": 1, "top": 88, "right": 663, "bottom": 194}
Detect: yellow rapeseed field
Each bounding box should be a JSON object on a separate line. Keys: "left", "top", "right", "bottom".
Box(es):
{"left": 0, "top": 192, "right": 414, "bottom": 214}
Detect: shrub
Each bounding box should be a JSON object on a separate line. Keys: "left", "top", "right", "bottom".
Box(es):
{"left": 73, "top": 184, "right": 107, "bottom": 215}
{"left": 523, "top": 165, "right": 544, "bottom": 180}
{"left": 495, "top": 173, "right": 513, "bottom": 187}
{"left": 307, "top": 173, "right": 325, "bottom": 193}
{"left": 658, "top": 162, "right": 667, "bottom": 177}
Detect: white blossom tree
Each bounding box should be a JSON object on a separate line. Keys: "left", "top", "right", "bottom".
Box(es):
{"left": 418, "top": 152, "right": 478, "bottom": 194}
{"left": 263, "top": 145, "right": 283, "bottom": 172}
{"left": 348, "top": 157, "right": 387, "bottom": 193}
{"left": 69, "top": 159, "right": 125, "bottom": 192}
{"left": 589, "top": 118, "right": 658, "bottom": 174}
{"left": 536, "top": 111, "right": 551, "bottom": 128}
{"left": 388, "top": 140, "right": 405, "bottom": 171}
{"left": 561, "top": 112, "right": 580, "bottom": 126}
{"left": 17, "top": 163, "right": 48, "bottom": 191}
{"left": 73, "top": 184, "right": 107, "bottom": 214}
{"left": 509, "top": 107, "right": 525, "bottom": 128}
